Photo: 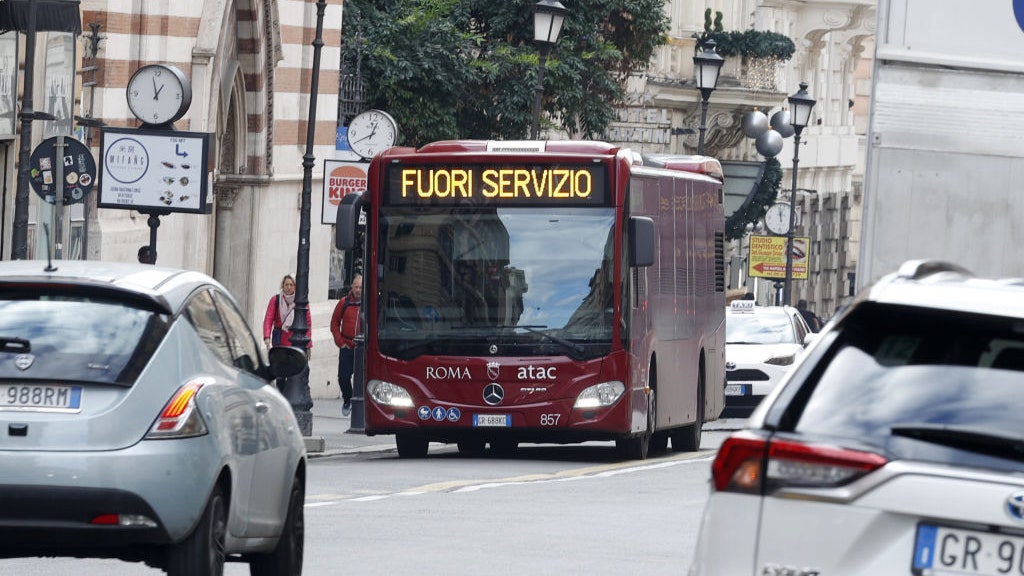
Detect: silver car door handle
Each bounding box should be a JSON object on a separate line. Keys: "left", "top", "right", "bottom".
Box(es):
{"left": 255, "top": 402, "right": 269, "bottom": 414}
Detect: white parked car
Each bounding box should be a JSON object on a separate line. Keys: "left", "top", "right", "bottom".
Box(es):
{"left": 691, "top": 260, "right": 1024, "bottom": 576}
{"left": 723, "top": 300, "right": 810, "bottom": 417}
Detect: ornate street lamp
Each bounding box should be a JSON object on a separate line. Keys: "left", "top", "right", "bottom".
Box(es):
{"left": 693, "top": 39, "right": 724, "bottom": 155}
{"left": 284, "top": 0, "right": 328, "bottom": 436}
{"left": 782, "top": 82, "right": 816, "bottom": 307}
{"left": 530, "top": 0, "right": 568, "bottom": 139}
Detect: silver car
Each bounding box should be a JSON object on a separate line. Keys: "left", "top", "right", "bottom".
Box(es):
{"left": 0, "top": 261, "right": 308, "bottom": 575}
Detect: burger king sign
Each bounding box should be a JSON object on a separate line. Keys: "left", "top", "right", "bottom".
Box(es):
{"left": 322, "top": 160, "right": 368, "bottom": 224}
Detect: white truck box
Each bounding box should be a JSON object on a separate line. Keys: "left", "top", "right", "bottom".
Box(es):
{"left": 859, "top": 0, "right": 1024, "bottom": 288}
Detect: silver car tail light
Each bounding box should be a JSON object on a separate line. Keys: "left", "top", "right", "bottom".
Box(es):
{"left": 145, "top": 379, "right": 210, "bottom": 439}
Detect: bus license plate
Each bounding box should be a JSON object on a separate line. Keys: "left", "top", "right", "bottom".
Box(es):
{"left": 725, "top": 384, "right": 748, "bottom": 396}
{"left": 913, "top": 523, "right": 1024, "bottom": 576}
{"left": 0, "top": 384, "right": 83, "bottom": 412}
{"left": 473, "top": 414, "right": 511, "bottom": 427}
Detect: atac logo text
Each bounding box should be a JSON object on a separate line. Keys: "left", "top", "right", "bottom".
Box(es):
{"left": 518, "top": 366, "right": 556, "bottom": 380}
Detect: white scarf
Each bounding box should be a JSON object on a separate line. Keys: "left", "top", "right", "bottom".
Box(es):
{"left": 278, "top": 293, "right": 296, "bottom": 331}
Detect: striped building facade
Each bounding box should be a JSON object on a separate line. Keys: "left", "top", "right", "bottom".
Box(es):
{"left": 79, "top": 0, "right": 341, "bottom": 320}
{"left": 0, "top": 0, "right": 345, "bottom": 396}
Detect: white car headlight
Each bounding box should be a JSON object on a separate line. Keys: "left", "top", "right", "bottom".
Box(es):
{"left": 573, "top": 381, "right": 625, "bottom": 409}
{"left": 367, "top": 379, "right": 414, "bottom": 407}
{"left": 765, "top": 353, "right": 796, "bottom": 366}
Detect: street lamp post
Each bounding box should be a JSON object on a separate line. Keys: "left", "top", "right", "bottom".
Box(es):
{"left": 530, "top": 0, "right": 567, "bottom": 140}
{"left": 693, "top": 39, "right": 724, "bottom": 155}
{"left": 782, "top": 82, "right": 816, "bottom": 307}
{"left": 283, "top": 0, "right": 328, "bottom": 436}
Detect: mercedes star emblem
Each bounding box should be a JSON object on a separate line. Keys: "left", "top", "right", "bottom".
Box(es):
{"left": 483, "top": 383, "right": 504, "bottom": 405}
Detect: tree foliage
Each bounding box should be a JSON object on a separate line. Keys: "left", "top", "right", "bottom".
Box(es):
{"left": 340, "top": 0, "right": 670, "bottom": 146}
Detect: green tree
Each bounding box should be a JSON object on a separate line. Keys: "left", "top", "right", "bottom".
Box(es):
{"left": 341, "top": 0, "right": 669, "bottom": 145}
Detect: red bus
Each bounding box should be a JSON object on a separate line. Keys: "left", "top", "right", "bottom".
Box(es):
{"left": 335, "top": 140, "right": 726, "bottom": 459}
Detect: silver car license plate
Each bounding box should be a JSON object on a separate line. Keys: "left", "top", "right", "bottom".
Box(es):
{"left": 913, "top": 523, "right": 1024, "bottom": 576}
{"left": 0, "top": 384, "right": 83, "bottom": 412}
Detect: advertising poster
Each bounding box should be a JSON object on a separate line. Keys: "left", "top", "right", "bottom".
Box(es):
{"left": 322, "top": 159, "right": 368, "bottom": 225}
{"left": 747, "top": 235, "right": 809, "bottom": 280}
{"left": 98, "top": 127, "right": 210, "bottom": 213}
{"left": 42, "top": 32, "right": 75, "bottom": 139}
{"left": 0, "top": 32, "right": 17, "bottom": 138}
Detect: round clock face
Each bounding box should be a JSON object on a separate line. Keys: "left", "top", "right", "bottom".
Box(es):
{"left": 127, "top": 64, "right": 192, "bottom": 126}
{"left": 347, "top": 110, "right": 398, "bottom": 160}
{"left": 764, "top": 202, "right": 792, "bottom": 235}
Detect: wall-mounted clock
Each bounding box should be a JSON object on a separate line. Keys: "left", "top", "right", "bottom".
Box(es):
{"left": 347, "top": 109, "right": 398, "bottom": 160}
{"left": 764, "top": 202, "right": 792, "bottom": 236}
{"left": 127, "top": 64, "right": 192, "bottom": 126}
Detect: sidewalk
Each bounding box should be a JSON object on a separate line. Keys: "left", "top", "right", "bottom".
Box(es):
{"left": 304, "top": 398, "right": 396, "bottom": 458}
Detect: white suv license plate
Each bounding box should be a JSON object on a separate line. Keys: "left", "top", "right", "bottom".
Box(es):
{"left": 913, "top": 523, "right": 1024, "bottom": 576}
{"left": 0, "top": 384, "right": 83, "bottom": 412}
{"left": 473, "top": 414, "right": 511, "bottom": 427}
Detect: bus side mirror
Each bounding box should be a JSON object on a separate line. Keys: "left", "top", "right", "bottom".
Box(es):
{"left": 335, "top": 192, "right": 365, "bottom": 251}
{"left": 629, "top": 216, "right": 655, "bottom": 267}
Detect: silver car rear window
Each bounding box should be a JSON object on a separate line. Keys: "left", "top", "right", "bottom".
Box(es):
{"left": 0, "top": 295, "right": 170, "bottom": 385}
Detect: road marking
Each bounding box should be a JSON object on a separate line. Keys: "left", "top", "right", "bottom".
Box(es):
{"left": 305, "top": 450, "right": 715, "bottom": 508}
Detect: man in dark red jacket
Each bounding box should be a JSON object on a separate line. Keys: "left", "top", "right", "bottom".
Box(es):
{"left": 330, "top": 275, "right": 362, "bottom": 416}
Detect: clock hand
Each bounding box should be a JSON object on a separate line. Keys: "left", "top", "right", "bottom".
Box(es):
{"left": 352, "top": 125, "right": 379, "bottom": 144}
{"left": 154, "top": 83, "right": 165, "bottom": 100}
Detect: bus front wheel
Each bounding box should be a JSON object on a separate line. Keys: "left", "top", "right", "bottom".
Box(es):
{"left": 617, "top": 388, "right": 654, "bottom": 460}
{"left": 396, "top": 433, "right": 429, "bottom": 458}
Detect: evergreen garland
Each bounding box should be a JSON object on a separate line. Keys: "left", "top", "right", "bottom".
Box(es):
{"left": 697, "top": 10, "right": 795, "bottom": 61}
{"left": 725, "top": 157, "right": 783, "bottom": 240}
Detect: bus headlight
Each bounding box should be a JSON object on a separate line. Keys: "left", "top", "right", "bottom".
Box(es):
{"left": 573, "top": 381, "right": 625, "bottom": 409}
{"left": 367, "top": 380, "right": 414, "bottom": 408}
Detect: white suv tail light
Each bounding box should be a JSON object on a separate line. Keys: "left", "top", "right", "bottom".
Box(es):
{"left": 712, "top": 431, "right": 888, "bottom": 493}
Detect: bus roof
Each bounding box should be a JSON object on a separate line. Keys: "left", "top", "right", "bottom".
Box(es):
{"left": 398, "top": 140, "right": 723, "bottom": 179}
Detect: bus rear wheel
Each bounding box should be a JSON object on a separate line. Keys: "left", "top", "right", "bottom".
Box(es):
{"left": 396, "top": 433, "right": 429, "bottom": 458}
{"left": 488, "top": 439, "right": 518, "bottom": 457}
{"left": 672, "top": 363, "right": 704, "bottom": 452}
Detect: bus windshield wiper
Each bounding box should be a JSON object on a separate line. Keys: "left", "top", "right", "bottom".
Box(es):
{"left": 494, "top": 325, "right": 586, "bottom": 359}
{"left": 890, "top": 423, "right": 1024, "bottom": 462}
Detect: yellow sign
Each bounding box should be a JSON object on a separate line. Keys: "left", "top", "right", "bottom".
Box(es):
{"left": 747, "top": 235, "right": 809, "bottom": 280}
{"left": 385, "top": 165, "right": 608, "bottom": 206}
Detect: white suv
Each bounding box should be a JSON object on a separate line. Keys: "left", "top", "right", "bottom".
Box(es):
{"left": 691, "top": 261, "right": 1024, "bottom": 576}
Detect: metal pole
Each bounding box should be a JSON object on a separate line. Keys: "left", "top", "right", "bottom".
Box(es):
{"left": 54, "top": 135, "right": 65, "bottom": 259}
{"left": 12, "top": 1, "right": 37, "bottom": 259}
{"left": 283, "top": 0, "right": 327, "bottom": 437}
{"left": 530, "top": 51, "right": 548, "bottom": 140}
{"left": 146, "top": 212, "right": 160, "bottom": 264}
{"left": 349, "top": 323, "right": 366, "bottom": 433}
{"left": 348, "top": 232, "right": 367, "bottom": 433}
{"left": 783, "top": 128, "right": 803, "bottom": 307}
{"left": 697, "top": 90, "right": 711, "bottom": 155}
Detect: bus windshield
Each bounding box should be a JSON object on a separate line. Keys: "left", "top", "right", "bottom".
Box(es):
{"left": 376, "top": 206, "right": 615, "bottom": 360}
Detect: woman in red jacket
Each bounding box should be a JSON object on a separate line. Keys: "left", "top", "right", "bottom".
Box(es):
{"left": 263, "top": 274, "right": 313, "bottom": 350}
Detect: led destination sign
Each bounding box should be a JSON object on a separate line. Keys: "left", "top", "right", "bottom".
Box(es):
{"left": 385, "top": 164, "right": 608, "bottom": 206}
